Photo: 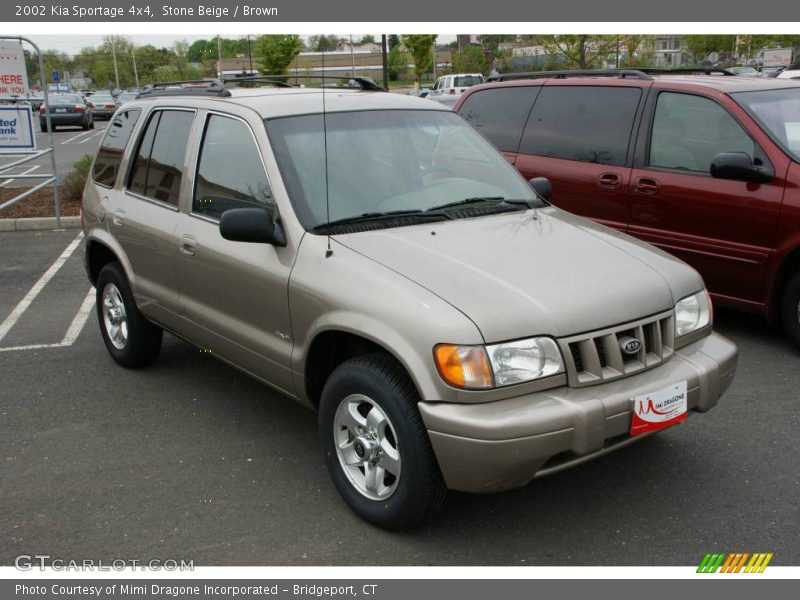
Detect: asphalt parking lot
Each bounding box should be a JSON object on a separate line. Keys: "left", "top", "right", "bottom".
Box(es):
{"left": 0, "top": 120, "right": 108, "bottom": 187}
{"left": 0, "top": 229, "right": 798, "bottom": 566}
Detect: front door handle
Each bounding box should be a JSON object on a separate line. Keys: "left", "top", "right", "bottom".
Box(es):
{"left": 111, "top": 209, "right": 125, "bottom": 227}
{"left": 180, "top": 235, "right": 197, "bottom": 256}
{"left": 634, "top": 177, "right": 661, "bottom": 195}
{"left": 598, "top": 172, "right": 622, "bottom": 190}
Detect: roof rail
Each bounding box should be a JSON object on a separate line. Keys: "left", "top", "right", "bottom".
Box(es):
{"left": 136, "top": 79, "right": 232, "bottom": 98}
{"left": 486, "top": 69, "right": 654, "bottom": 82}
{"left": 226, "top": 74, "right": 386, "bottom": 91}
{"left": 635, "top": 67, "right": 737, "bottom": 76}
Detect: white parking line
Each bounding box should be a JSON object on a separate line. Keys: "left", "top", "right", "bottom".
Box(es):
{"left": 0, "top": 165, "right": 40, "bottom": 187}
{"left": 79, "top": 130, "right": 106, "bottom": 144}
{"left": 61, "top": 129, "right": 96, "bottom": 145}
{"left": 0, "top": 231, "right": 84, "bottom": 343}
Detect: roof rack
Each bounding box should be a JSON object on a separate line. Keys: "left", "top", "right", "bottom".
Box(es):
{"left": 136, "top": 79, "right": 232, "bottom": 98}
{"left": 225, "top": 74, "right": 385, "bottom": 91}
{"left": 486, "top": 66, "right": 737, "bottom": 83}
{"left": 486, "top": 69, "right": 654, "bottom": 82}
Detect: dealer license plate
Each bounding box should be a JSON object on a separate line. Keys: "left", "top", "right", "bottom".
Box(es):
{"left": 630, "top": 381, "right": 688, "bottom": 436}
{"left": 55, "top": 107, "right": 67, "bottom": 113}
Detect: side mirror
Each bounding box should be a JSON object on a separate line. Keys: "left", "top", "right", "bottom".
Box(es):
{"left": 710, "top": 152, "right": 773, "bottom": 184}
{"left": 219, "top": 207, "right": 286, "bottom": 246}
{"left": 528, "top": 177, "right": 552, "bottom": 201}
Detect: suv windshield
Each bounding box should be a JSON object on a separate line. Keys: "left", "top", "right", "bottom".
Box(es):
{"left": 732, "top": 87, "right": 800, "bottom": 161}
{"left": 267, "top": 109, "right": 538, "bottom": 230}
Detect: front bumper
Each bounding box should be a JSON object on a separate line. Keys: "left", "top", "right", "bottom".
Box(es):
{"left": 419, "top": 332, "right": 737, "bottom": 493}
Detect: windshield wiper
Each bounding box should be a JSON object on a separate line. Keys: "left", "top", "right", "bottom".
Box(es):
{"left": 311, "top": 209, "right": 450, "bottom": 232}
{"left": 426, "top": 196, "right": 539, "bottom": 212}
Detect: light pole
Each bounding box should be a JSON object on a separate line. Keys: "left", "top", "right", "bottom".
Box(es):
{"left": 110, "top": 35, "right": 120, "bottom": 91}
{"left": 131, "top": 45, "right": 139, "bottom": 88}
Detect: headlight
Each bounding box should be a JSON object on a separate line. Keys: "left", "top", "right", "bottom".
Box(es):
{"left": 675, "top": 290, "right": 712, "bottom": 337}
{"left": 434, "top": 337, "right": 564, "bottom": 389}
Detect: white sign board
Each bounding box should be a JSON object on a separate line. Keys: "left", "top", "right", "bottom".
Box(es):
{"left": 0, "top": 41, "right": 30, "bottom": 97}
{"left": 0, "top": 106, "right": 36, "bottom": 153}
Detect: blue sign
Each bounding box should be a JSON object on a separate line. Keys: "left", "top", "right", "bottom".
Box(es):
{"left": 52, "top": 71, "right": 59, "bottom": 82}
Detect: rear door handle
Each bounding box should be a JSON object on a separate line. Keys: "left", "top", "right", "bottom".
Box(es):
{"left": 634, "top": 177, "right": 661, "bottom": 195}
{"left": 111, "top": 209, "right": 125, "bottom": 227}
{"left": 598, "top": 172, "right": 622, "bottom": 190}
{"left": 180, "top": 235, "right": 197, "bottom": 256}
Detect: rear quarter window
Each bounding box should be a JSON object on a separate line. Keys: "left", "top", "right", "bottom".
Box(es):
{"left": 458, "top": 87, "right": 538, "bottom": 153}
{"left": 91, "top": 108, "right": 141, "bottom": 188}
{"left": 519, "top": 86, "right": 642, "bottom": 167}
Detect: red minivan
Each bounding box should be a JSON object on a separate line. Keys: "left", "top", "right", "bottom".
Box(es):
{"left": 455, "top": 71, "right": 800, "bottom": 348}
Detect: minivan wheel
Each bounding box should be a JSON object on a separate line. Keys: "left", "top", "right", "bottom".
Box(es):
{"left": 96, "top": 262, "right": 162, "bottom": 367}
{"left": 319, "top": 353, "right": 447, "bottom": 530}
{"left": 781, "top": 270, "right": 800, "bottom": 350}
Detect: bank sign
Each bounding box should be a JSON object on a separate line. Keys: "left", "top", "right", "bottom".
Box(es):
{"left": 0, "top": 40, "right": 30, "bottom": 97}
{"left": 0, "top": 106, "right": 36, "bottom": 152}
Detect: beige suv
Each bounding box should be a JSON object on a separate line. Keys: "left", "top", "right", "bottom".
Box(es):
{"left": 82, "top": 79, "right": 738, "bottom": 530}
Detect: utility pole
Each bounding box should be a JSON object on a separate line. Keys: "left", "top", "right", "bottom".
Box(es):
{"left": 381, "top": 34, "right": 389, "bottom": 90}
{"left": 111, "top": 35, "right": 120, "bottom": 91}
{"left": 131, "top": 45, "right": 139, "bottom": 88}
{"left": 216, "top": 35, "right": 222, "bottom": 78}
{"left": 247, "top": 35, "right": 253, "bottom": 74}
{"left": 350, "top": 34, "right": 356, "bottom": 77}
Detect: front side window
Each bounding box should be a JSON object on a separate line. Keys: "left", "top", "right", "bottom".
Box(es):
{"left": 92, "top": 108, "right": 140, "bottom": 187}
{"left": 193, "top": 115, "right": 274, "bottom": 220}
{"left": 732, "top": 87, "right": 800, "bottom": 162}
{"left": 649, "top": 92, "right": 754, "bottom": 173}
{"left": 267, "top": 109, "right": 537, "bottom": 230}
{"left": 127, "top": 110, "right": 194, "bottom": 206}
{"left": 519, "top": 86, "right": 641, "bottom": 167}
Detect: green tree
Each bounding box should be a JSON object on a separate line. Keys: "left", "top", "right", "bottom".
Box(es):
{"left": 683, "top": 35, "right": 737, "bottom": 63}
{"left": 255, "top": 35, "right": 303, "bottom": 75}
{"left": 387, "top": 46, "right": 407, "bottom": 81}
{"left": 360, "top": 34, "right": 376, "bottom": 44}
{"left": 307, "top": 35, "right": 341, "bottom": 52}
{"left": 541, "top": 35, "right": 618, "bottom": 69}
{"left": 387, "top": 35, "right": 401, "bottom": 51}
{"left": 401, "top": 34, "right": 437, "bottom": 82}
{"left": 452, "top": 45, "right": 486, "bottom": 74}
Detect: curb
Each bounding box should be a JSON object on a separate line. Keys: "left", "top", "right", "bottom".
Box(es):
{"left": 0, "top": 216, "right": 82, "bottom": 232}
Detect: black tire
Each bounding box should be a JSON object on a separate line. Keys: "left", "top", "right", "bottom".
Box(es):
{"left": 89, "top": 116, "right": 95, "bottom": 129}
{"left": 95, "top": 262, "right": 162, "bottom": 368}
{"left": 82, "top": 118, "right": 90, "bottom": 131}
{"left": 319, "top": 353, "right": 448, "bottom": 530}
{"left": 40, "top": 121, "right": 47, "bottom": 132}
{"left": 781, "top": 270, "right": 800, "bottom": 350}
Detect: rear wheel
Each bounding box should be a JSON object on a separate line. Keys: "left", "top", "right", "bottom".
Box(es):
{"left": 96, "top": 262, "right": 162, "bottom": 368}
{"left": 781, "top": 270, "right": 800, "bottom": 350}
{"left": 319, "top": 353, "right": 447, "bottom": 530}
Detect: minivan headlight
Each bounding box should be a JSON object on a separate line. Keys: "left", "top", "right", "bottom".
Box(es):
{"left": 434, "top": 337, "right": 564, "bottom": 389}
{"left": 675, "top": 290, "right": 712, "bottom": 337}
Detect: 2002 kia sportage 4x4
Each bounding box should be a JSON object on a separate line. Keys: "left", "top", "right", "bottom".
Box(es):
{"left": 81, "top": 78, "right": 738, "bottom": 530}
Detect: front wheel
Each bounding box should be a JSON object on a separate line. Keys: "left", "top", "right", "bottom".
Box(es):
{"left": 782, "top": 270, "right": 800, "bottom": 350}
{"left": 319, "top": 354, "right": 447, "bottom": 530}
{"left": 96, "top": 262, "right": 163, "bottom": 368}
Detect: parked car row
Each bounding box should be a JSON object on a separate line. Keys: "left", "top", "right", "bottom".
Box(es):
{"left": 454, "top": 70, "right": 800, "bottom": 348}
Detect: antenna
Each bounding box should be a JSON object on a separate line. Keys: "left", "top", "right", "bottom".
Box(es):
{"left": 321, "top": 49, "right": 333, "bottom": 258}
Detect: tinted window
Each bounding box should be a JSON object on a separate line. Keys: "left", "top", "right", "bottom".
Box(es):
{"left": 127, "top": 110, "right": 194, "bottom": 206}
{"left": 458, "top": 87, "right": 537, "bottom": 152}
{"left": 92, "top": 108, "right": 141, "bottom": 187}
{"left": 519, "top": 86, "right": 641, "bottom": 166}
{"left": 454, "top": 75, "right": 483, "bottom": 87}
{"left": 49, "top": 95, "right": 82, "bottom": 105}
{"left": 649, "top": 92, "right": 754, "bottom": 173}
{"left": 193, "top": 115, "right": 274, "bottom": 219}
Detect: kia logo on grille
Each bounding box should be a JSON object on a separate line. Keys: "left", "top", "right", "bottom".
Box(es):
{"left": 619, "top": 336, "right": 642, "bottom": 356}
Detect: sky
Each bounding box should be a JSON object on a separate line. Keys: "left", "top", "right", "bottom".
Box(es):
{"left": 24, "top": 34, "right": 456, "bottom": 56}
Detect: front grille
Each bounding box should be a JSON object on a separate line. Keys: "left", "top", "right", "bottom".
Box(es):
{"left": 559, "top": 311, "right": 675, "bottom": 387}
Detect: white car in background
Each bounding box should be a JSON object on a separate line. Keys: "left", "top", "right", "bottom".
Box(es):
{"left": 428, "top": 73, "right": 484, "bottom": 107}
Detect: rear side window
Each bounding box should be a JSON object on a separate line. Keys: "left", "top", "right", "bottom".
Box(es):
{"left": 649, "top": 92, "right": 755, "bottom": 173}
{"left": 127, "top": 110, "right": 194, "bottom": 206}
{"left": 458, "top": 87, "right": 537, "bottom": 152}
{"left": 193, "top": 115, "right": 274, "bottom": 220}
{"left": 519, "top": 86, "right": 642, "bottom": 166}
{"left": 92, "top": 108, "right": 140, "bottom": 187}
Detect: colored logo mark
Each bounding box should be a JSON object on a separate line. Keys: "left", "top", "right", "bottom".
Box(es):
{"left": 697, "top": 552, "right": 773, "bottom": 573}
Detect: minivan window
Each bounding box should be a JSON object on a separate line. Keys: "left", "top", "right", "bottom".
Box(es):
{"left": 732, "top": 87, "right": 800, "bottom": 161}
{"left": 519, "top": 86, "right": 641, "bottom": 167}
{"left": 267, "top": 109, "right": 536, "bottom": 229}
{"left": 193, "top": 115, "right": 274, "bottom": 220}
{"left": 649, "top": 92, "right": 754, "bottom": 173}
{"left": 458, "top": 87, "right": 537, "bottom": 152}
{"left": 92, "top": 108, "right": 141, "bottom": 187}
{"left": 127, "top": 110, "right": 194, "bottom": 206}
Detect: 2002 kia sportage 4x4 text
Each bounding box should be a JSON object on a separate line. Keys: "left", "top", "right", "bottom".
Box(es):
{"left": 81, "top": 78, "right": 738, "bottom": 530}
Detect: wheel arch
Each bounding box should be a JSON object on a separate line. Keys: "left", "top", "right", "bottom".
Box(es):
{"left": 769, "top": 244, "right": 800, "bottom": 325}
{"left": 84, "top": 232, "right": 134, "bottom": 288}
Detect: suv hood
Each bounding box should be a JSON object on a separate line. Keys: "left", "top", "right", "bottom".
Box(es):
{"left": 336, "top": 207, "right": 703, "bottom": 342}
